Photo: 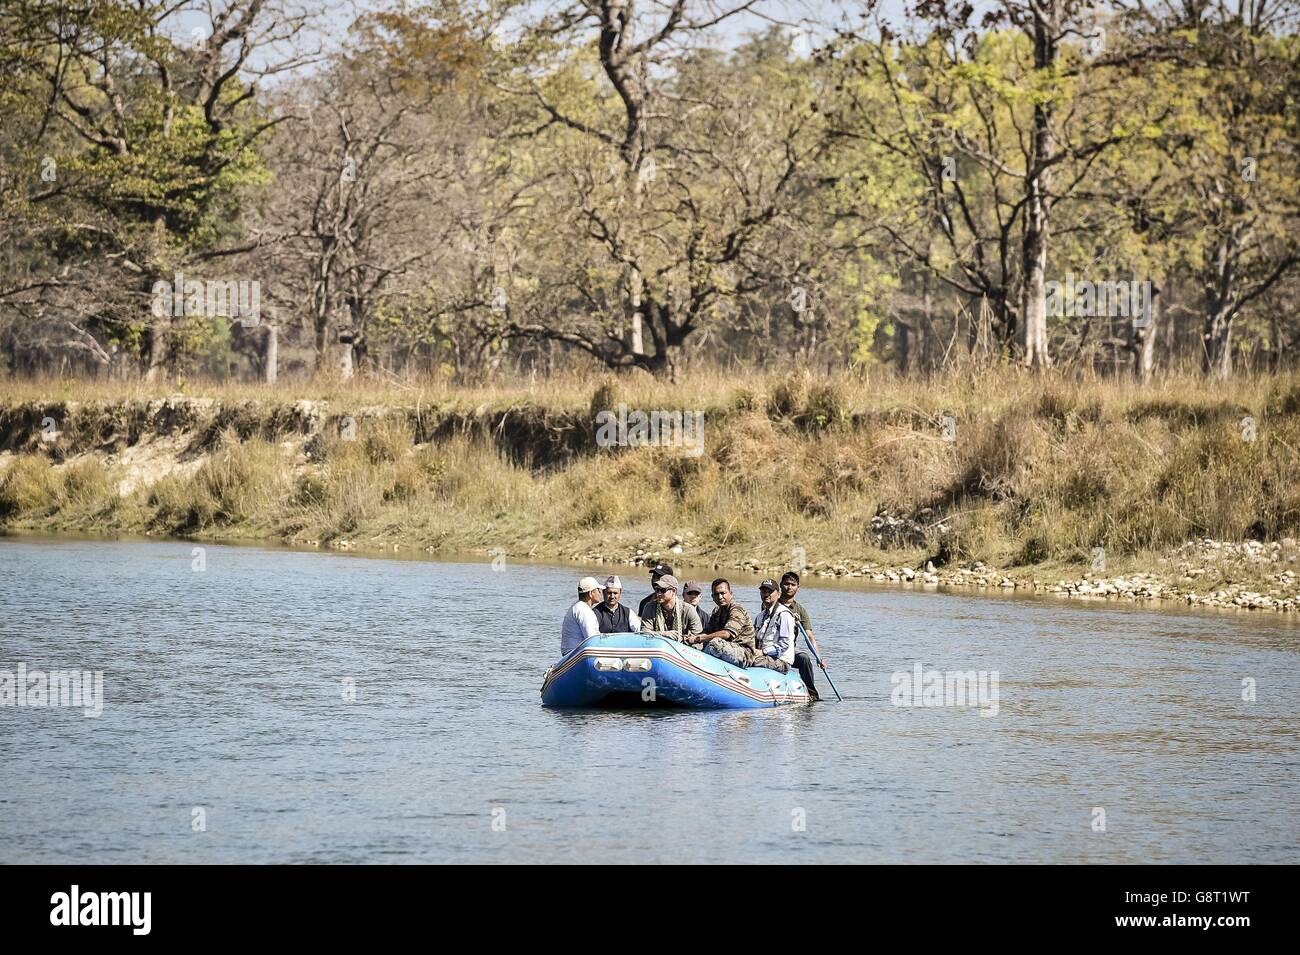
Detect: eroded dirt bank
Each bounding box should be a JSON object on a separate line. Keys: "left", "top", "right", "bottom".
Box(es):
{"left": 2, "top": 383, "right": 1299, "bottom": 614}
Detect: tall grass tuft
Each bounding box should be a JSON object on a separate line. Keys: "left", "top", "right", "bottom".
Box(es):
{"left": 149, "top": 434, "right": 289, "bottom": 532}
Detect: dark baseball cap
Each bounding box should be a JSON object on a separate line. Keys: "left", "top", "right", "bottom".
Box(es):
{"left": 759, "top": 579, "right": 778, "bottom": 591}
{"left": 651, "top": 563, "right": 674, "bottom": 579}
{"left": 682, "top": 580, "right": 702, "bottom": 596}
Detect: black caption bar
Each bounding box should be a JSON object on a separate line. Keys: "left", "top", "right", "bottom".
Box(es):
{"left": 0, "top": 865, "right": 1285, "bottom": 942}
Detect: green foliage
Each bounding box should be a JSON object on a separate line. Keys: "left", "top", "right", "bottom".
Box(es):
{"left": 1, "top": 4, "right": 1299, "bottom": 382}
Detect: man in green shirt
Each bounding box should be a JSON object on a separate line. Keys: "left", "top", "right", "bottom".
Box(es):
{"left": 637, "top": 563, "right": 674, "bottom": 621}
{"left": 780, "top": 571, "right": 826, "bottom": 701}
{"left": 642, "top": 575, "right": 702, "bottom": 643}
{"left": 688, "top": 578, "right": 756, "bottom": 667}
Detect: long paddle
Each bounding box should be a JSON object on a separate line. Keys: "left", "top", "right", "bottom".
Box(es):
{"left": 793, "top": 618, "right": 843, "bottom": 701}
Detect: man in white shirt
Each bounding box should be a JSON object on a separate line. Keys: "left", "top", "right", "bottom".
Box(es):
{"left": 561, "top": 576, "right": 604, "bottom": 655}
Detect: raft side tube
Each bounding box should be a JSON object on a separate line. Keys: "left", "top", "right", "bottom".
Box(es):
{"left": 541, "top": 633, "right": 808, "bottom": 709}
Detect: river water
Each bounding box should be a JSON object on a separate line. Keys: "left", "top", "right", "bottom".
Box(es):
{"left": 1, "top": 535, "right": 1296, "bottom": 863}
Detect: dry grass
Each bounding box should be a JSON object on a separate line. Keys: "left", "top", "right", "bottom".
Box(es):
{"left": 2, "top": 368, "right": 1299, "bottom": 578}
{"left": 2, "top": 362, "right": 1275, "bottom": 414}
{"left": 146, "top": 433, "right": 291, "bottom": 534}
{"left": 0, "top": 455, "right": 119, "bottom": 528}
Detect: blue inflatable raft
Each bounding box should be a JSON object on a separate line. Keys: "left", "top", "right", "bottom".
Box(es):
{"left": 541, "top": 632, "right": 809, "bottom": 708}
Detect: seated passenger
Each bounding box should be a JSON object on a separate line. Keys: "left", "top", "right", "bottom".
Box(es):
{"left": 641, "top": 575, "right": 702, "bottom": 643}
{"left": 594, "top": 575, "right": 641, "bottom": 634}
{"left": 561, "top": 576, "right": 603, "bottom": 656}
{"left": 751, "top": 579, "right": 795, "bottom": 673}
{"left": 688, "top": 578, "right": 756, "bottom": 668}
{"left": 637, "top": 562, "right": 674, "bottom": 622}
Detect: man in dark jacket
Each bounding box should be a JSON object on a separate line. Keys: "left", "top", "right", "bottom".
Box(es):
{"left": 594, "top": 575, "right": 640, "bottom": 633}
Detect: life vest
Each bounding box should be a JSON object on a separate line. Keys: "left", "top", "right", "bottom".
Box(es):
{"left": 754, "top": 603, "right": 795, "bottom": 661}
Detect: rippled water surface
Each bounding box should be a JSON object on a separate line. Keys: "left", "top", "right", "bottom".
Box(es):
{"left": 1, "top": 536, "right": 1297, "bottom": 863}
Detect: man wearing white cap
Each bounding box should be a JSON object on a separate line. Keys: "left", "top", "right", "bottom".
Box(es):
{"left": 561, "top": 576, "right": 604, "bottom": 655}
{"left": 594, "top": 575, "right": 641, "bottom": 634}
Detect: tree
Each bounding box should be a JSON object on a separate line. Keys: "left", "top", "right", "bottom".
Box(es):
{"left": 0, "top": 0, "right": 318, "bottom": 377}
{"left": 1168, "top": 7, "right": 1300, "bottom": 377}
{"left": 250, "top": 6, "right": 497, "bottom": 374}
{"left": 829, "top": 1, "right": 1166, "bottom": 368}
{"left": 497, "top": 0, "right": 825, "bottom": 379}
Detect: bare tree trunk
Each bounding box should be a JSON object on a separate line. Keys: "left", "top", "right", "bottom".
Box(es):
{"left": 896, "top": 315, "right": 911, "bottom": 374}
{"left": 1164, "top": 275, "right": 1188, "bottom": 369}
{"left": 1019, "top": 4, "right": 1057, "bottom": 370}
{"left": 920, "top": 274, "right": 933, "bottom": 376}
{"left": 264, "top": 325, "right": 278, "bottom": 385}
{"left": 609, "top": 6, "right": 647, "bottom": 360}
{"left": 1131, "top": 286, "right": 1159, "bottom": 383}
{"left": 339, "top": 340, "right": 354, "bottom": 380}
{"left": 1021, "top": 217, "right": 1050, "bottom": 368}
{"left": 314, "top": 317, "right": 329, "bottom": 371}
{"left": 144, "top": 318, "right": 169, "bottom": 381}
{"left": 626, "top": 148, "right": 646, "bottom": 357}
{"left": 628, "top": 265, "right": 645, "bottom": 356}
{"left": 312, "top": 254, "right": 334, "bottom": 370}
{"left": 1201, "top": 232, "right": 1237, "bottom": 378}
{"left": 1202, "top": 305, "right": 1233, "bottom": 379}
{"left": 1141, "top": 289, "right": 1160, "bottom": 383}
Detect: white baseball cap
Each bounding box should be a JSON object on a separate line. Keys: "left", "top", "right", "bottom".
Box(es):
{"left": 578, "top": 576, "right": 602, "bottom": 594}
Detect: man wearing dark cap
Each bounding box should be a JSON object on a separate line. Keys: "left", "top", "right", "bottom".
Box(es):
{"left": 637, "top": 563, "right": 674, "bottom": 621}
{"left": 780, "top": 571, "right": 825, "bottom": 701}
{"left": 751, "top": 579, "right": 796, "bottom": 672}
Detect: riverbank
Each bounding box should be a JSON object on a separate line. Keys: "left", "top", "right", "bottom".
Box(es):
{"left": 2, "top": 369, "right": 1299, "bottom": 613}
